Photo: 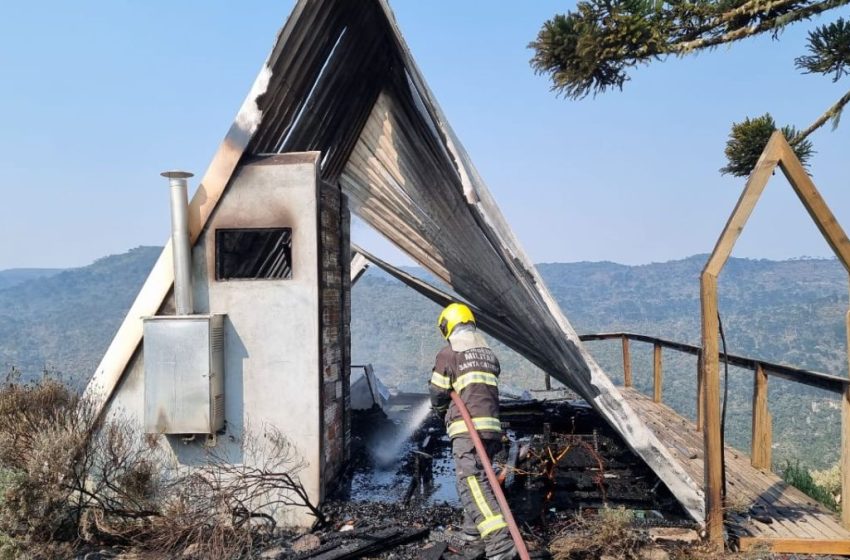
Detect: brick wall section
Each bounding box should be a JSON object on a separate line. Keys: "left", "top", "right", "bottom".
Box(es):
{"left": 319, "top": 182, "right": 351, "bottom": 491}
{"left": 340, "top": 195, "right": 351, "bottom": 462}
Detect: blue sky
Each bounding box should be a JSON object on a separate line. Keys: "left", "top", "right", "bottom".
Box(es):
{"left": 1, "top": 1, "right": 848, "bottom": 270}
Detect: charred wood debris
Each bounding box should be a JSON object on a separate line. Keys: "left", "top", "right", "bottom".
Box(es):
{"left": 259, "top": 396, "right": 698, "bottom": 560}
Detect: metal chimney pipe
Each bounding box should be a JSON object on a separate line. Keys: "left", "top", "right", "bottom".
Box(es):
{"left": 161, "top": 171, "right": 195, "bottom": 315}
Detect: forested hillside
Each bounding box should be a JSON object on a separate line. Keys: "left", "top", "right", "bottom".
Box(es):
{"left": 0, "top": 247, "right": 846, "bottom": 469}
{"left": 351, "top": 256, "right": 848, "bottom": 470}
{"left": 0, "top": 247, "right": 160, "bottom": 388}
{"left": 0, "top": 268, "right": 62, "bottom": 291}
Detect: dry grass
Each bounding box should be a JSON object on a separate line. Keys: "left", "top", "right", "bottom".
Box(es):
{"left": 548, "top": 505, "right": 781, "bottom": 560}
{"left": 0, "top": 377, "right": 321, "bottom": 559}
{"left": 723, "top": 493, "right": 755, "bottom": 516}
{"left": 550, "top": 507, "right": 645, "bottom": 560}
{"left": 665, "top": 541, "right": 776, "bottom": 560}
{"left": 812, "top": 464, "right": 841, "bottom": 504}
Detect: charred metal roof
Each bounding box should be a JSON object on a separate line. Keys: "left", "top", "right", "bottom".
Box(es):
{"left": 87, "top": 0, "right": 705, "bottom": 522}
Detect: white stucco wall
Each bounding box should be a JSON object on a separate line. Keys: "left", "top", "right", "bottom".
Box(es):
{"left": 106, "top": 153, "right": 325, "bottom": 528}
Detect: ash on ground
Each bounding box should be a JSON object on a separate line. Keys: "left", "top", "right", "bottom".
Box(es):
{"left": 295, "top": 391, "right": 701, "bottom": 559}
{"left": 75, "top": 392, "right": 843, "bottom": 559}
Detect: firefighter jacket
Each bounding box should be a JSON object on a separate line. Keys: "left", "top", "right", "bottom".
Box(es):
{"left": 429, "top": 328, "right": 502, "bottom": 440}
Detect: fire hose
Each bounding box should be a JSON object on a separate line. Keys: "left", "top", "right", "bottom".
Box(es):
{"left": 450, "top": 391, "right": 530, "bottom": 560}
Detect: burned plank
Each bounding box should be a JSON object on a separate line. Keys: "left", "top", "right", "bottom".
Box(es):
{"left": 297, "top": 526, "right": 429, "bottom": 560}
{"left": 418, "top": 541, "right": 448, "bottom": 560}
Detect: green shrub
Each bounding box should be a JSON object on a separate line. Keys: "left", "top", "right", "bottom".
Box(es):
{"left": 782, "top": 460, "right": 839, "bottom": 512}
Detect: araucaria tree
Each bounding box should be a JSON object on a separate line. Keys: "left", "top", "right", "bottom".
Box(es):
{"left": 529, "top": 0, "right": 850, "bottom": 175}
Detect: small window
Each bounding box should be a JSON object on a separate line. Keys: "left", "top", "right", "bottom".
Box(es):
{"left": 215, "top": 228, "right": 293, "bottom": 280}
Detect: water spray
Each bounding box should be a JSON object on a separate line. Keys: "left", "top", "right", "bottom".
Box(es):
{"left": 373, "top": 398, "right": 432, "bottom": 468}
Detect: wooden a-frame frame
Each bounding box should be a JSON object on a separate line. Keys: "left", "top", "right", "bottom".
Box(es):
{"left": 701, "top": 130, "right": 850, "bottom": 545}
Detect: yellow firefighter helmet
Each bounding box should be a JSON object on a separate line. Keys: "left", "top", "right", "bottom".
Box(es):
{"left": 438, "top": 302, "right": 476, "bottom": 339}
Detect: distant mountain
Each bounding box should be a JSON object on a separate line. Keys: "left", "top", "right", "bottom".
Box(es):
{"left": 351, "top": 255, "right": 848, "bottom": 470}
{"left": 0, "top": 247, "right": 160, "bottom": 388}
{"left": 0, "top": 247, "right": 845, "bottom": 469}
{"left": 354, "top": 255, "right": 848, "bottom": 382}
{"left": 0, "top": 268, "right": 63, "bottom": 291}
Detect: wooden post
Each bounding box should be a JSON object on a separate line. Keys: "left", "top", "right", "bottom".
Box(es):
{"left": 843, "top": 282, "right": 850, "bottom": 530}
{"left": 751, "top": 364, "right": 771, "bottom": 470}
{"left": 653, "top": 343, "right": 662, "bottom": 403}
{"left": 841, "top": 387, "right": 850, "bottom": 529}
{"left": 622, "top": 335, "right": 633, "bottom": 387}
{"left": 696, "top": 350, "right": 704, "bottom": 432}
{"left": 701, "top": 273, "right": 724, "bottom": 547}
{"left": 544, "top": 373, "right": 551, "bottom": 391}
{"left": 693, "top": 131, "right": 850, "bottom": 544}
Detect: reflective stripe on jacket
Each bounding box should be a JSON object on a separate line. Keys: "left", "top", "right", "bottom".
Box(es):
{"left": 429, "top": 333, "right": 501, "bottom": 439}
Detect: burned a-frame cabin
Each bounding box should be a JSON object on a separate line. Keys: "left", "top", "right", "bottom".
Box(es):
{"left": 85, "top": 0, "right": 850, "bottom": 553}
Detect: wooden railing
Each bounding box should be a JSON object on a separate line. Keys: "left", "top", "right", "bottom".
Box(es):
{"left": 580, "top": 331, "right": 849, "bottom": 393}
{"left": 578, "top": 331, "right": 850, "bottom": 479}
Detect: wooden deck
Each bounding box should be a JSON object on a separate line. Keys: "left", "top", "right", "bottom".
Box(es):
{"left": 621, "top": 387, "right": 850, "bottom": 555}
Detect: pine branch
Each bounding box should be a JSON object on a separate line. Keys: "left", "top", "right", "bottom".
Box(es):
{"left": 797, "top": 87, "right": 850, "bottom": 139}
{"left": 672, "top": 0, "right": 850, "bottom": 54}
{"left": 716, "top": 0, "right": 801, "bottom": 26}
{"left": 678, "top": 0, "right": 809, "bottom": 41}
{"left": 531, "top": 0, "right": 850, "bottom": 116}
{"left": 795, "top": 18, "right": 850, "bottom": 80}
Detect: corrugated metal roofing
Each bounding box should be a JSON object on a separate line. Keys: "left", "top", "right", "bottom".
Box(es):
{"left": 86, "top": 0, "right": 704, "bottom": 521}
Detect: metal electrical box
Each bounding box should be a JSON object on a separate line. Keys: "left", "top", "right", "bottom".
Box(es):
{"left": 143, "top": 314, "right": 225, "bottom": 434}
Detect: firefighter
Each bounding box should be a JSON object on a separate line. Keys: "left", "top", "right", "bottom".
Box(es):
{"left": 430, "top": 303, "right": 516, "bottom": 560}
